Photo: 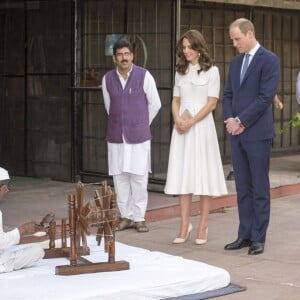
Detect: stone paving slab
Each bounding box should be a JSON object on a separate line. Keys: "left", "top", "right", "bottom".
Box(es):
{"left": 0, "top": 154, "right": 300, "bottom": 299}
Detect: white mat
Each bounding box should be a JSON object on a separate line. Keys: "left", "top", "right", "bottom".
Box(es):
{"left": 0, "top": 237, "right": 230, "bottom": 300}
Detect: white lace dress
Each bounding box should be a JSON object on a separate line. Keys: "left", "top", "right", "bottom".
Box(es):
{"left": 164, "top": 64, "right": 228, "bottom": 196}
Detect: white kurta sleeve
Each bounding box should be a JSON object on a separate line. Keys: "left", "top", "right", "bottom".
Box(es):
{"left": 0, "top": 211, "right": 20, "bottom": 250}
{"left": 143, "top": 71, "right": 161, "bottom": 124}
{"left": 102, "top": 75, "right": 110, "bottom": 113}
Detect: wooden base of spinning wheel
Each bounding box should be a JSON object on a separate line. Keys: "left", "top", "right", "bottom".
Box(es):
{"left": 55, "top": 259, "right": 129, "bottom": 275}
{"left": 44, "top": 246, "right": 90, "bottom": 259}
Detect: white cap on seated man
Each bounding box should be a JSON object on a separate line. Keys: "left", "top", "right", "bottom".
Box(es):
{"left": 0, "top": 167, "right": 45, "bottom": 273}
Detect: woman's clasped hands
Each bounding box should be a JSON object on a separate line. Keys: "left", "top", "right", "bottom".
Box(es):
{"left": 175, "top": 116, "right": 194, "bottom": 134}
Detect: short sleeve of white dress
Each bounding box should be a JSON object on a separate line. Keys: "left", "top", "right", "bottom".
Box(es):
{"left": 173, "top": 72, "right": 181, "bottom": 97}
{"left": 207, "top": 66, "right": 220, "bottom": 99}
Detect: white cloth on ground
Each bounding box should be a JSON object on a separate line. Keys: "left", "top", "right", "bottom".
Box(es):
{"left": 0, "top": 236, "right": 231, "bottom": 300}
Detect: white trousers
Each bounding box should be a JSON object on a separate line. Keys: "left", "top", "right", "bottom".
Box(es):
{"left": 0, "top": 244, "right": 44, "bottom": 273}
{"left": 113, "top": 172, "right": 149, "bottom": 222}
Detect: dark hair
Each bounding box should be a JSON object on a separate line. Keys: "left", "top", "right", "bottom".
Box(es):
{"left": 113, "top": 37, "right": 133, "bottom": 55}
{"left": 176, "top": 29, "right": 214, "bottom": 75}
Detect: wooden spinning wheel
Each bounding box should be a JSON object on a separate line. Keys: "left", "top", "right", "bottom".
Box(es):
{"left": 43, "top": 181, "right": 129, "bottom": 275}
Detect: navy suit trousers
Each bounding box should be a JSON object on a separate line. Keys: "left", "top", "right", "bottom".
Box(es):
{"left": 230, "top": 136, "right": 272, "bottom": 243}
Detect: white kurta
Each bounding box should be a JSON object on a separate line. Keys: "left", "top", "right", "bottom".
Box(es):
{"left": 164, "top": 64, "right": 228, "bottom": 196}
{"left": 0, "top": 210, "right": 20, "bottom": 251}
{"left": 102, "top": 67, "right": 161, "bottom": 176}
{"left": 0, "top": 210, "right": 44, "bottom": 273}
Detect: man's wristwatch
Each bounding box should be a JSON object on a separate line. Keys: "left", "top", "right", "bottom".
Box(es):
{"left": 234, "top": 117, "right": 242, "bottom": 125}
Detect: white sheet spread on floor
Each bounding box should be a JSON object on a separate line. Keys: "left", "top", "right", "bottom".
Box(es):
{"left": 0, "top": 236, "right": 230, "bottom": 300}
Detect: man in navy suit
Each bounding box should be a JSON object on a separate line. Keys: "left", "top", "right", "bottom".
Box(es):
{"left": 222, "top": 18, "right": 280, "bottom": 255}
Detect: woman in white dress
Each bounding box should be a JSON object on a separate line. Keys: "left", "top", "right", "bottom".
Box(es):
{"left": 165, "top": 30, "right": 228, "bottom": 245}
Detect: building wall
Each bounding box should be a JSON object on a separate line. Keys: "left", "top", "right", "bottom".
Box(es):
{"left": 0, "top": 0, "right": 73, "bottom": 180}
{"left": 76, "top": 0, "right": 176, "bottom": 183}
{"left": 198, "top": 0, "right": 300, "bottom": 10}
{"left": 181, "top": 0, "right": 300, "bottom": 159}
{"left": 0, "top": 0, "right": 299, "bottom": 183}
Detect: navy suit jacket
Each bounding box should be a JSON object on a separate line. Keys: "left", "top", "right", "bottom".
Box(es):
{"left": 222, "top": 46, "right": 280, "bottom": 141}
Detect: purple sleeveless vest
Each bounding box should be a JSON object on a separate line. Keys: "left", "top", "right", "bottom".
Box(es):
{"left": 105, "top": 65, "right": 151, "bottom": 144}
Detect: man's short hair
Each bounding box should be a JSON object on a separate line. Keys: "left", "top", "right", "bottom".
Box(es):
{"left": 230, "top": 18, "right": 255, "bottom": 36}
{"left": 113, "top": 37, "right": 133, "bottom": 55}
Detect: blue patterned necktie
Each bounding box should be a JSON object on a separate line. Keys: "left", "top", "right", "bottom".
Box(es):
{"left": 240, "top": 53, "right": 250, "bottom": 84}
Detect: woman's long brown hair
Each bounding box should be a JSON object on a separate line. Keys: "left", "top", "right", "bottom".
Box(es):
{"left": 176, "top": 29, "right": 214, "bottom": 75}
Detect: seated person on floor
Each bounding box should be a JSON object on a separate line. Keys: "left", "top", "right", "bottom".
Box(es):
{"left": 0, "top": 167, "right": 45, "bottom": 273}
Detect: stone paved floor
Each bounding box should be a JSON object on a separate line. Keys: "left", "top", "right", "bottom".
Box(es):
{"left": 1, "top": 153, "right": 300, "bottom": 299}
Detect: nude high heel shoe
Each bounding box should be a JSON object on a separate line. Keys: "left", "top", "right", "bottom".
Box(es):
{"left": 173, "top": 223, "right": 193, "bottom": 244}
{"left": 195, "top": 228, "right": 208, "bottom": 245}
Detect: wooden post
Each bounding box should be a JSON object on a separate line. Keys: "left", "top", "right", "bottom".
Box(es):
{"left": 69, "top": 194, "right": 77, "bottom": 266}
{"left": 61, "top": 218, "right": 67, "bottom": 248}
{"left": 77, "top": 181, "right": 88, "bottom": 251}
{"left": 49, "top": 220, "right": 56, "bottom": 249}
{"left": 109, "top": 193, "right": 116, "bottom": 263}
{"left": 94, "top": 190, "right": 104, "bottom": 246}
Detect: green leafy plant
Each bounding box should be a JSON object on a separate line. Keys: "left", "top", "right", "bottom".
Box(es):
{"left": 278, "top": 111, "right": 300, "bottom": 134}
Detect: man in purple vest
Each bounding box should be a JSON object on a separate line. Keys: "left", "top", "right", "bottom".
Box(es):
{"left": 102, "top": 38, "right": 161, "bottom": 232}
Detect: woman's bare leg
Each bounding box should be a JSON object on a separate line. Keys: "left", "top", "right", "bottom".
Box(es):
{"left": 178, "top": 194, "right": 192, "bottom": 238}
{"left": 197, "top": 195, "right": 210, "bottom": 239}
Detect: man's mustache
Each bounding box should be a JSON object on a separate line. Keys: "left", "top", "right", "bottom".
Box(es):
{"left": 121, "top": 59, "right": 128, "bottom": 63}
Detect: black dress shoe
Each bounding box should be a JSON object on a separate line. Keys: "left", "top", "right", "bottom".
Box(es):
{"left": 224, "top": 238, "right": 251, "bottom": 250}
{"left": 248, "top": 242, "right": 264, "bottom": 255}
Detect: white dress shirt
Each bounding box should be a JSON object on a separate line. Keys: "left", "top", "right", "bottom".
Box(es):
{"left": 241, "top": 42, "right": 260, "bottom": 74}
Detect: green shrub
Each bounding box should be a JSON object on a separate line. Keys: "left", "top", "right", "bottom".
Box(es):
{"left": 278, "top": 111, "right": 300, "bottom": 134}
